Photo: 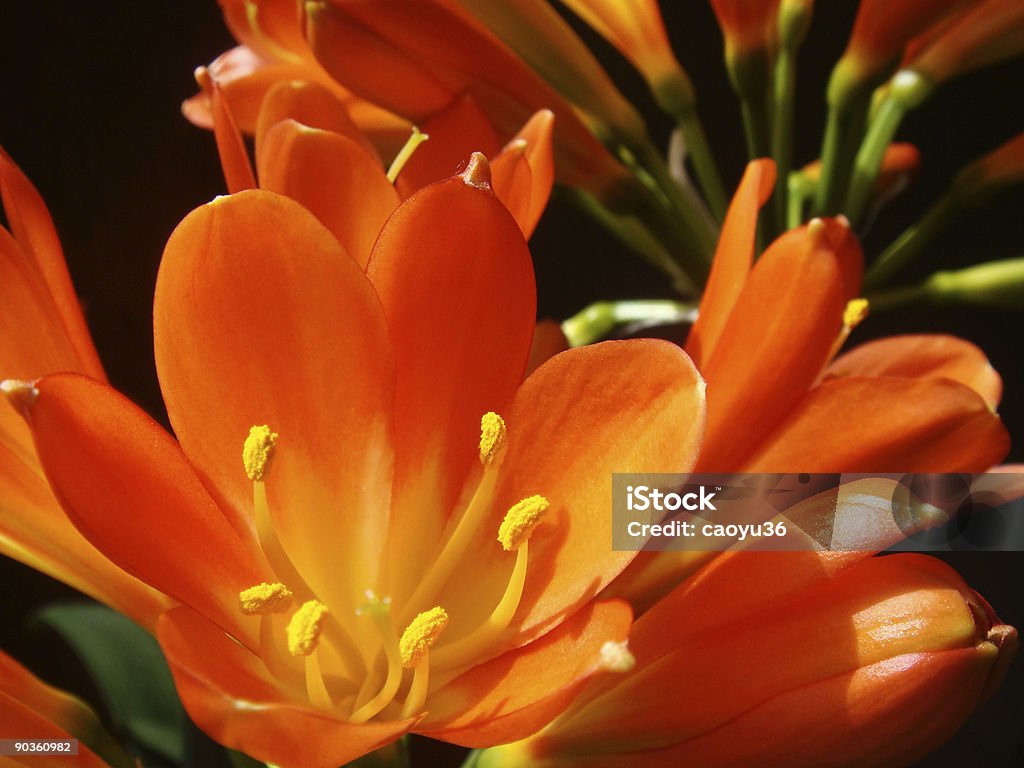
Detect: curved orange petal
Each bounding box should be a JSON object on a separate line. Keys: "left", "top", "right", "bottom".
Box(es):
{"left": 0, "top": 693, "right": 108, "bottom": 768}
{"left": 158, "top": 607, "right": 414, "bottom": 768}
{"left": 825, "top": 334, "right": 1002, "bottom": 409}
{"left": 394, "top": 93, "right": 502, "bottom": 198}
{"left": 0, "top": 148, "right": 104, "bottom": 380}
{"left": 746, "top": 376, "right": 1010, "bottom": 471}
{"left": 220, "top": 0, "right": 308, "bottom": 60}
{"left": 492, "top": 110, "right": 555, "bottom": 238}
{"left": 697, "top": 221, "right": 848, "bottom": 470}
{"left": 254, "top": 79, "right": 383, "bottom": 164}
{"left": 194, "top": 68, "right": 257, "bottom": 194}
{"left": 366, "top": 160, "right": 535, "bottom": 603}
{"left": 257, "top": 120, "right": 400, "bottom": 267}
{"left": 445, "top": 339, "right": 704, "bottom": 651}
{"left": 422, "top": 599, "right": 632, "bottom": 747}
{"left": 0, "top": 436, "right": 169, "bottom": 630}
{"left": 524, "top": 319, "right": 568, "bottom": 377}
{"left": 154, "top": 190, "right": 395, "bottom": 613}
{"left": 684, "top": 159, "right": 775, "bottom": 368}
{"left": 26, "top": 374, "right": 267, "bottom": 644}
{"left": 0, "top": 228, "right": 85, "bottom": 381}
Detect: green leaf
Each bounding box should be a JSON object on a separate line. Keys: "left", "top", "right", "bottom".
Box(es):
{"left": 34, "top": 602, "right": 188, "bottom": 765}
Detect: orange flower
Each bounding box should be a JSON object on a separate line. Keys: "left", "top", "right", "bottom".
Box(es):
{"left": 686, "top": 160, "right": 1006, "bottom": 473}
{"left": 199, "top": 67, "right": 557, "bottom": 247}
{"left": 0, "top": 651, "right": 131, "bottom": 768}
{"left": 830, "top": 0, "right": 980, "bottom": 100}
{"left": 610, "top": 159, "right": 1008, "bottom": 604}
{"left": 477, "top": 547, "right": 1018, "bottom": 768}
{"left": 9, "top": 157, "right": 707, "bottom": 768}
{"left": 559, "top": 0, "right": 692, "bottom": 108}
{"left": 902, "top": 0, "right": 1024, "bottom": 92}
{"left": 303, "top": 0, "right": 634, "bottom": 199}
{"left": 707, "top": 0, "right": 782, "bottom": 61}
{"left": 0, "top": 148, "right": 169, "bottom": 629}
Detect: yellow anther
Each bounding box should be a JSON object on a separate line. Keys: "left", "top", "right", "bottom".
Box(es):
{"left": 843, "top": 298, "right": 870, "bottom": 329}
{"left": 287, "top": 600, "right": 329, "bottom": 656}
{"left": 243, "top": 425, "right": 278, "bottom": 481}
{"left": 498, "top": 495, "right": 550, "bottom": 551}
{"left": 599, "top": 640, "right": 636, "bottom": 673}
{"left": 239, "top": 582, "right": 293, "bottom": 615}
{"left": 399, "top": 607, "right": 449, "bottom": 669}
{"left": 479, "top": 411, "right": 508, "bottom": 466}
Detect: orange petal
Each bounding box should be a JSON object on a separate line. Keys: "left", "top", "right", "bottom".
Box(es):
{"left": 394, "top": 93, "right": 502, "bottom": 198}
{"left": 26, "top": 374, "right": 268, "bottom": 644}
{"left": 684, "top": 159, "right": 775, "bottom": 368}
{"left": 219, "top": 0, "right": 308, "bottom": 60}
{"left": 746, "top": 376, "right": 1010, "bottom": 471}
{"left": 524, "top": 319, "right": 568, "bottom": 377}
{"left": 257, "top": 120, "right": 399, "bottom": 267}
{"left": 306, "top": 1, "right": 455, "bottom": 118}
{"left": 0, "top": 433, "right": 169, "bottom": 630}
{"left": 826, "top": 334, "right": 1002, "bottom": 409}
{"left": 158, "top": 607, "right": 413, "bottom": 768}
{"left": 492, "top": 110, "right": 555, "bottom": 238}
{"left": 422, "top": 600, "right": 632, "bottom": 747}
{"left": 366, "top": 160, "right": 535, "bottom": 603}
{"left": 452, "top": 339, "right": 704, "bottom": 650}
{"left": 153, "top": 190, "right": 395, "bottom": 613}
{"left": 0, "top": 652, "right": 116, "bottom": 768}
{"left": 0, "top": 227, "right": 86, "bottom": 381}
{"left": 255, "top": 79, "right": 383, "bottom": 164}
{"left": 195, "top": 67, "right": 257, "bottom": 194}
{"left": 0, "top": 148, "right": 104, "bottom": 380}
{"left": 697, "top": 220, "right": 848, "bottom": 470}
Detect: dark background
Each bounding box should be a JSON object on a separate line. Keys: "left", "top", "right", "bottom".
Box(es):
{"left": 1, "top": 1, "right": 1021, "bottom": 766}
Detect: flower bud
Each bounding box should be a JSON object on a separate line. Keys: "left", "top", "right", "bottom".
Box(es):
{"left": 479, "top": 552, "right": 1017, "bottom": 767}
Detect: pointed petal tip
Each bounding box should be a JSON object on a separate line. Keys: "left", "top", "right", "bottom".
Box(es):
{"left": 1, "top": 378, "right": 39, "bottom": 420}
{"left": 461, "top": 152, "right": 493, "bottom": 191}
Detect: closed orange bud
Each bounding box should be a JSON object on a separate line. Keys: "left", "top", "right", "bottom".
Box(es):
{"left": 954, "top": 132, "right": 1024, "bottom": 200}
{"left": 479, "top": 551, "right": 1018, "bottom": 768}
{"left": 708, "top": 0, "right": 782, "bottom": 60}
{"left": 904, "top": 0, "right": 1024, "bottom": 88}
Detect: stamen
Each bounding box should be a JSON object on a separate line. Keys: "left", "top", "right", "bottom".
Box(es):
{"left": 239, "top": 582, "right": 293, "bottom": 615}
{"left": 497, "top": 495, "right": 550, "bottom": 551}
{"left": 599, "top": 640, "right": 636, "bottom": 673}
{"left": 432, "top": 497, "right": 548, "bottom": 671}
{"left": 399, "top": 414, "right": 506, "bottom": 623}
{"left": 842, "top": 298, "right": 870, "bottom": 330}
{"left": 349, "top": 593, "right": 404, "bottom": 724}
{"left": 479, "top": 411, "right": 508, "bottom": 467}
{"left": 243, "top": 425, "right": 278, "bottom": 481}
{"left": 305, "top": 649, "right": 334, "bottom": 709}
{"left": 287, "top": 600, "right": 329, "bottom": 656}
{"left": 399, "top": 607, "right": 449, "bottom": 669}
{"left": 828, "top": 297, "right": 871, "bottom": 363}
{"left": 386, "top": 126, "right": 429, "bottom": 183}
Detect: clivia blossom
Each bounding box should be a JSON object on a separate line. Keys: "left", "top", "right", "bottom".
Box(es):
{"left": 7, "top": 155, "right": 706, "bottom": 768}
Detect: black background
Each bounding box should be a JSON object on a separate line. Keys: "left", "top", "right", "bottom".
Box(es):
{"left": 1, "top": 2, "right": 1022, "bottom": 766}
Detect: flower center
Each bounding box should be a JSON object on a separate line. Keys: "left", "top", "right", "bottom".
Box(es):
{"left": 235, "top": 411, "right": 551, "bottom": 722}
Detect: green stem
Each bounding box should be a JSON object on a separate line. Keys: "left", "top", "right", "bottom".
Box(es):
{"left": 813, "top": 94, "right": 870, "bottom": 215}
{"left": 676, "top": 109, "right": 728, "bottom": 221}
{"left": 787, "top": 172, "right": 813, "bottom": 229}
{"left": 563, "top": 188, "right": 697, "bottom": 295}
{"left": 632, "top": 136, "right": 719, "bottom": 259}
{"left": 770, "top": 43, "right": 797, "bottom": 236}
{"left": 865, "top": 194, "right": 960, "bottom": 288}
{"left": 844, "top": 95, "right": 907, "bottom": 226}
{"left": 562, "top": 299, "right": 698, "bottom": 347}
{"left": 866, "top": 283, "right": 930, "bottom": 312}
